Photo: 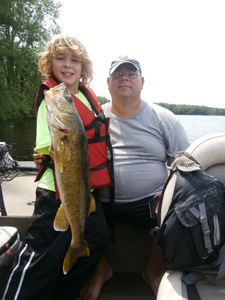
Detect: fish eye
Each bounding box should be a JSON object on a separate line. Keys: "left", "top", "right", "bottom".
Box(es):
{"left": 66, "top": 95, "right": 73, "bottom": 103}
{"left": 65, "top": 87, "right": 73, "bottom": 103}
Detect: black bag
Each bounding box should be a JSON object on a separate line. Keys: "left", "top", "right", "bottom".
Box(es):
{"left": 157, "top": 152, "right": 225, "bottom": 300}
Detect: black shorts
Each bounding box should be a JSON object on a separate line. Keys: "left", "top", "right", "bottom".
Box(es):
{"left": 102, "top": 195, "right": 159, "bottom": 230}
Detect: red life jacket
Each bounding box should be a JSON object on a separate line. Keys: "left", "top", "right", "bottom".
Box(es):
{"left": 34, "top": 78, "right": 113, "bottom": 199}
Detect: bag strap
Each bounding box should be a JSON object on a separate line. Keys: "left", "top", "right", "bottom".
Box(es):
{"left": 184, "top": 279, "right": 202, "bottom": 300}
{"left": 216, "top": 244, "right": 225, "bottom": 280}
{"left": 182, "top": 244, "right": 225, "bottom": 299}
{"left": 189, "top": 203, "right": 213, "bottom": 255}
{"left": 182, "top": 271, "right": 217, "bottom": 300}
{"left": 183, "top": 270, "right": 218, "bottom": 300}
{"left": 159, "top": 171, "right": 178, "bottom": 226}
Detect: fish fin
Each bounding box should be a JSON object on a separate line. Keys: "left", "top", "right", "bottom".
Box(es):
{"left": 63, "top": 242, "right": 90, "bottom": 274}
{"left": 54, "top": 205, "right": 69, "bottom": 231}
{"left": 54, "top": 137, "right": 71, "bottom": 171}
{"left": 54, "top": 151, "right": 64, "bottom": 172}
{"left": 88, "top": 193, "right": 96, "bottom": 216}
{"left": 48, "top": 145, "right": 54, "bottom": 160}
{"left": 62, "top": 136, "right": 71, "bottom": 161}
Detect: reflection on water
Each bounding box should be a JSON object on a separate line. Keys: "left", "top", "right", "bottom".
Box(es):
{"left": 0, "top": 119, "right": 36, "bottom": 161}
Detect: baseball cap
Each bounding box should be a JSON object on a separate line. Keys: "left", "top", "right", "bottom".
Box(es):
{"left": 109, "top": 55, "right": 142, "bottom": 75}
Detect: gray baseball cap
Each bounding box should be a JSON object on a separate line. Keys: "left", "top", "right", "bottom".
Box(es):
{"left": 109, "top": 55, "right": 142, "bottom": 75}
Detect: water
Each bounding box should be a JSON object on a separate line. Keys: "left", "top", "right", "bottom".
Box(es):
{"left": 0, "top": 115, "right": 225, "bottom": 161}
{"left": 178, "top": 115, "right": 225, "bottom": 143}
{"left": 0, "top": 119, "right": 36, "bottom": 161}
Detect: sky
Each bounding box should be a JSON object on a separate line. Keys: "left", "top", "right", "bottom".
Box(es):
{"left": 57, "top": 0, "right": 225, "bottom": 108}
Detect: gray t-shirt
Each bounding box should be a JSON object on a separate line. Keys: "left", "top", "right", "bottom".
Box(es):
{"left": 99, "top": 101, "right": 189, "bottom": 203}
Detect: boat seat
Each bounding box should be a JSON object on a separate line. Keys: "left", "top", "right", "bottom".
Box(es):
{"left": 157, "top": 270, "right": 225, "bottom": 300}
{"left": 157, "top": 132, "right": 225, "bottom": 300}
{"left": 186, "top": 132, "right": 225, "bottom": 184}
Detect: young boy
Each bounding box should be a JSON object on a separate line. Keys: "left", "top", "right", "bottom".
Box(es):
{"left": 2, "top": 35, "right": 111, "bottom": 300}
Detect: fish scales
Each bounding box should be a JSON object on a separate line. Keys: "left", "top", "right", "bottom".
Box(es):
{"left": 44, "top": 83, "right": 95, "bottom": 274}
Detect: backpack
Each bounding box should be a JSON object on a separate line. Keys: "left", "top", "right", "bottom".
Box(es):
{"left": 157, "top": 151, "right": 225, "bottom": 300}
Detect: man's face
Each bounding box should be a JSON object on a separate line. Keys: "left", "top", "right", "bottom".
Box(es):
{"left": 107, "top": 63, "right": 144, "bottom": 101}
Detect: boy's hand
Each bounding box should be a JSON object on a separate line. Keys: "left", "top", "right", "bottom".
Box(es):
{"left": 33, "top": 148, "right": 43, "bottom": 169}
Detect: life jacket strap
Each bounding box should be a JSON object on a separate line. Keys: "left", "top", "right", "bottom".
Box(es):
{"left": 34, "top": 155, "right": 54, "bottom": 182}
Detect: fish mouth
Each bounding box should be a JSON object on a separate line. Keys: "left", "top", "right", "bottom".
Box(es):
{"left": 45, "top": 83, "right": 73, "bottom": 132}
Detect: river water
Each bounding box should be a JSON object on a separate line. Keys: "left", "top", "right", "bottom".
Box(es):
{"left": 0, "top": 115, "right": 225, "bottom": 161}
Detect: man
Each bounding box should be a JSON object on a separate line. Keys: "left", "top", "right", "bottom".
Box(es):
{"left": 79, "top": 56, "right": 190, "bottom": 300}
{"left": 34, "top": 56, "right": 189, "bottom": 299}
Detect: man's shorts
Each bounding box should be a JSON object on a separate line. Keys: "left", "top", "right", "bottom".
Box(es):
{"left": 101, "top": 195, "right": 158, "bottom": 230}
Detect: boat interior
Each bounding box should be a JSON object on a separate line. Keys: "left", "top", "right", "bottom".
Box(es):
{"left": 0, "top": 133, "right": 225, "bottom": 300}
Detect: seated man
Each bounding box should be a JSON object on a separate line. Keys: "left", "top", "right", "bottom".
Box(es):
{"left": 80, "top": 56, "right": 190, "bottom": 299}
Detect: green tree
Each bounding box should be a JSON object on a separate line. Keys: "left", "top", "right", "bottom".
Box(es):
{"left": 0, "top": 0, "right": 61, "bottom": 120}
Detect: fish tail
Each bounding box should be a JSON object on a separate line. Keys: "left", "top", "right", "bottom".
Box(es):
{"left": 63, "top": 242, "right": 90, "bottom": 275}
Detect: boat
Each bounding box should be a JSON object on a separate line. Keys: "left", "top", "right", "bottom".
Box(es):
{"left": 0, "top": 133, "right": 225, "bottom": 299}
{"left": 0, "top": 162, "right": 155, "bottom": 299}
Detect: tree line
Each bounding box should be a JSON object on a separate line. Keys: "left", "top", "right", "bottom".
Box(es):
{"left": 98, "top": 98, "right": 225, "bottom": 115}
{"left": 156, "top": 102, "right": 225, "bottom": 115}
{"left": 0, "top": 1, "right": 224, "bottom": 121}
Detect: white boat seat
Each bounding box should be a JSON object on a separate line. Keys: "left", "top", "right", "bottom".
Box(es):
{"left": 157, "top": 133, "right": 225, "bottom": 300}
{"left": 186, "top": 132, "right": 225, "bottom": 184}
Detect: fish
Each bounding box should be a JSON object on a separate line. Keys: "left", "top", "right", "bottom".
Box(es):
{"left": 44, "top": 83, "right": 96, "bottom": 275}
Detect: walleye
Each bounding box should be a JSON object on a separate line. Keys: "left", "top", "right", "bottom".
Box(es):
{"left": 44, "top": 83, "right": 95, "bottom": 275}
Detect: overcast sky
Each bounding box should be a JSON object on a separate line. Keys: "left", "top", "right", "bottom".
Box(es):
{"left": 57, "top": 0, "right": 225, "bottom": 108}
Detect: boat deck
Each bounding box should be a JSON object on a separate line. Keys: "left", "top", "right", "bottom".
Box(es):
{"left": 0, "top": 165, "right": 156, "bottom": 300}
{"left": 1, "top": 170, "right": 37, "bottom": 217}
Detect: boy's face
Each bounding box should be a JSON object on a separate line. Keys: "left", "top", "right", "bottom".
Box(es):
{"left": 52, "top": 48, "right": 83, "bottom": 94}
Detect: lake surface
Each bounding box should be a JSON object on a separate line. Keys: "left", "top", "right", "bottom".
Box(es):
{"left": 177, "top": 115, "right": 225, "bottom": 143}
{"left": 0, "top": 115, "right": 225, "bottom": 161}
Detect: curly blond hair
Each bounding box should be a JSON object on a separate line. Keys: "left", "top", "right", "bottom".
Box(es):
{"left": 38, "top": 35, "right": 93, "bottom": 86}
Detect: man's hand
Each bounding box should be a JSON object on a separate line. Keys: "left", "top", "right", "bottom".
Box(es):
{"left": 33, "top": 148, "right": 43, "bottom": 169}
{"left": 154, "top": 191, "right": 162, "bottom": 215}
